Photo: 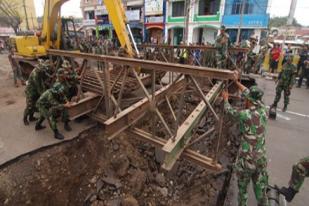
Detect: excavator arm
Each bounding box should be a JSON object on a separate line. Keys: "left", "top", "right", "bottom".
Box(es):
{"left": 41, "top": 0, "right": 69, "bottom": 49}
{"left": 103, "top": 0, "right": 139, "bottom": 58}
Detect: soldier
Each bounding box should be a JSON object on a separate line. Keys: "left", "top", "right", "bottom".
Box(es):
{"left": 215, "top": 25, "right": 230, "bottom": 69}
{"left": 222, "top": 76, "right": 269, "bottom": 206}
{"left": 23, "top": 59, "right": 48, "bottom": 125}
{"left": 271, "top": 54, "right": 297, "bottom": 112}
{"left": 244, "top": 37, "right": 257, "bottom": 74}
{"left": 35, "top": 70, "right": 71, "bottom": 140}
{"left": 62, "top": 60, "right": 79, "bottom": 100}
{"left": 255, "top": 40, "right": 270, "bottom": 74}
{"left": 279, "top": 156, "right": 309, "bottom": 202}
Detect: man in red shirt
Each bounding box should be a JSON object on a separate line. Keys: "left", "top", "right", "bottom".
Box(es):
{"left": 270, "top": 44, "right": 281, "bottom": 73}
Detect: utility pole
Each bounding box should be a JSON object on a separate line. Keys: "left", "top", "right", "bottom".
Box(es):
{"left": 22, "top": 0, "right": 30, "bottom": 30}
{"left": 183, "top": 0, "right": 191, "bottom": 45}
{"left": 283, "top": 0, "right": 297, "bottom": 47}
{"left": 236, "top": 0, "right": 245, "bottom": 44}
{"left": 287, "top": 0, "right": 297, "bottom": 26}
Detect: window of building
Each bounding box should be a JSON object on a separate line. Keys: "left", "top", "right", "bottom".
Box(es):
{"left": 85, "top": 10, "right": 95, "bottom": 19}
{"left": 198, "top": 0, "right": 219, "bottom": 15}
{"left": 172, "top": 1, "right": 185, "bottom": 17}
{"left": 231, "top": 0, "right": 253, "bottom": 15}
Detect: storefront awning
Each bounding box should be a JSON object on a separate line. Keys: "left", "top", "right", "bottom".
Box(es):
{"left": 193, "top": 24, "right": 220, "bottom": 30}
{"left": 145, "top": 23, "right": 164, "bottom": 30}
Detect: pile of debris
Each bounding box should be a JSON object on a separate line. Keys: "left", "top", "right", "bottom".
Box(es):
{"left": 0, "top": 116, "right": 239, "bottom": 206}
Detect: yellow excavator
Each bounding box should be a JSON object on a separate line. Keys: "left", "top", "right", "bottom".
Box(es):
{"left": 10, "top": 0, "right": 139, "bottom": 78}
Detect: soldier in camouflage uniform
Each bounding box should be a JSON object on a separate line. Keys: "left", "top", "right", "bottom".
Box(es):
{"left": 279, "top": 156, "right": 309, "bottom": 202}
{"left": 271, "top": 54, "right": 297, "bottom": 112}
{"left": 215, "top": 25, "right": 230, "bottom": 69}
{"left": 244, "top": 37, "right": 257, "bottom": 74}
{"left": 61, "top": 60, "right": 79, "bottom": 100}
{"left": 222, "top": 78, "right": 269, "bottom": 206}
{"left": 23, "top": 59, "right": 49, "bottom": 125}
{"left": 35, "top": 69, "right": 71, "bottom": 140}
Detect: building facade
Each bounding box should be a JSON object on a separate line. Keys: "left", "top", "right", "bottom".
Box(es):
{"left": 165, "top": 0, "right": 225, "bottom": 45}
{"left": 222, "top": 0, "right": 270, "bottom": 43}
{"left": 80, "top": 0, "right": 144, "bottom": 43}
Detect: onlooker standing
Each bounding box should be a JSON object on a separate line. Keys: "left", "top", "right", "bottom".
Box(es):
{"left": 296, "top": 45, "right": 308, "bottom": 75}
{"left": 270, "top": 44, "right": 281, "bottom": 73}
{"left": 297, "top": 58, "right": 309, "bottom": 89}
{"left": 282, "top": 43, "right": 293, "bottom": 65}
{"left": 8, "top": 48, "right": 25, "bottom": 87}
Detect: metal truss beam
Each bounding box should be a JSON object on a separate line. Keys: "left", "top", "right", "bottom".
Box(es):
{"left": 103, "top": 79, "right": 186, "bottom": 139}
{"left": 47, "top": 49, "right": 235, "bottom": 80}
{"left": 128, "top": 128, "right": 222, "bottom": 171}
{"left": 162, "top": 82, "right": 224, "bottom": 170}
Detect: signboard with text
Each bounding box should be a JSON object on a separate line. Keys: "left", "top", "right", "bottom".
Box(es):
{"left": 126, "top": 10, "right": 140, "bottom": 21}
{"left": 145, "top": 0, "right": 163, "bottom": 16}
{"left": 222, "top": 14, "right": 269, "bottom": 28}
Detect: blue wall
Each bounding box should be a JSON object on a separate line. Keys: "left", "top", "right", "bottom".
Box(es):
{"left": 223, "top": 0, "right": 269, "bottom": 28}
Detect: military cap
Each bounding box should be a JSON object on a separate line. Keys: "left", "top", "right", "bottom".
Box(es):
{"left": 51, "top": 82, "right": 65, "bottom": 94}
{"left": 247, "top": 86, "right": 264, "bottom": 103}
{"left": 220, "top": 25, "right": 226, "bottom": 30}
{"left": 56, "top": 68, "right": 65, "bottom": 77}
{"left": 62, "top": 60, "right": 71, "bottom": 69}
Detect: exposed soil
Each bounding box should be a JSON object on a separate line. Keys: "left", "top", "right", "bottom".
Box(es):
{"left": 0, "top": 120, "right": 239, "bottom": 206}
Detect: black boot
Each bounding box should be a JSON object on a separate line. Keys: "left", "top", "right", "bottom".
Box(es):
{"left": 23, "top": 115, "right": 29, "bottom": 126}
{"left": 279, "top": 186, "right": 297, "bottom": 202}
{"left": 35, "top": 123, "right": 46, "bottom": 130}
{"left": 64, "top": 122, "right": 72, "bottom": 132}
{"left": 29, "top": 114, "right": 37, "bottom": 122}
{"left": 282, "top": 105, "right": 288, "bottom": 112}
{"left": 54, "top": 130, "right": 65, "bottom": 140}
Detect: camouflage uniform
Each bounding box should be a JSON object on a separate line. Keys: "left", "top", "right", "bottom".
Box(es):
{"left": 23, "top": 60, "right": 48, "bottom": 124}
{"left": 215, "top": 27, "right": 230, "bottom": 69}
{"left": 35, "top": 81, "right": 69, "bottom": 139}
{"left": 280, "top": 156, "right": 309, "bottom": 202}
{"left": 289, "top": 156, "right": 309, "bottom": 191}
{"left": 244, "top": 43, "right": 257, "bottom": 74}
{"left": 255, "top": 45, "right": 269, "bottom": 73}
{"left": 62, "top": 60, "right": 79, "bottom": 100}
{"left": 224, "top": 87, "right": 269, "bottom": 206}
{"left": 272, "top": 59, "right": 297, "bottom": 109}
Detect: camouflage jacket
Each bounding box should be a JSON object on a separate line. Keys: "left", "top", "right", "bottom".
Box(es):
{"left": 278, "top": 62, "right": 297, "bottom": 88}
{"left": 26, "top": 66, "right": 47, "bottom": 95}
{"left": 224, "top": 89, "right": 268, "bottom": 170}
{"left": 215, "top": 33, "right": 230, "bottom": 54}
{"left": 36, "top": 87, "right": 67, "bottom": 111}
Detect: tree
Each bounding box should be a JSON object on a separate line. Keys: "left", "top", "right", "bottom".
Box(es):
{"left": 269, "top": 16, "right": 302, "bottom": 28}
{"left": 0, "top": 0, "right": 22, "bottom": 33}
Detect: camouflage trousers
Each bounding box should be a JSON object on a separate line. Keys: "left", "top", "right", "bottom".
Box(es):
{"left": 216, "top": 52, "right": 227, "bottom": 69}
{"left": 236, "top": 160, "right": 269, "bottom": 206}
{"left": 23, "top": 88, "right": 40, "bottom": 119}
{"left": 244, "top": 61, "right": 254, "bottom": 74}
{"left": 273, "top": 84, "right": 291, "bottom": 106}
{"left": 289, "top": 156, "right": 309, "bottom": 192}
{"left": 36, "top": 105, "right": 69, "bottom": 132}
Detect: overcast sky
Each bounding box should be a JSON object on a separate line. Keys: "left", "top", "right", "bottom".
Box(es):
{"left": 35, "top": 0, "right": 309, "bottom": 26}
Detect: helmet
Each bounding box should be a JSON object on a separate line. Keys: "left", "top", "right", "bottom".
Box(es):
{"left": 62, "top": 60, "right": 71, "bottom": 69}
{"left": 56, "top": 68, "right": 65, "bottom": 78}
{"left": 247, "top": 86, "right": 264, "bottom": 103}
{"left": 51, "top": 82, "right": 65, "bottom": 94}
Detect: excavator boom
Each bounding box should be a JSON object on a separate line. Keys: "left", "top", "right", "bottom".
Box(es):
{"left": 103, "top": 0, "right": 136, "bottom": 57}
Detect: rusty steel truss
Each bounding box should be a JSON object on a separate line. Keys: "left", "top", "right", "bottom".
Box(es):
{"left": 48, "top": 49, "right": 236, "bottom": 172}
